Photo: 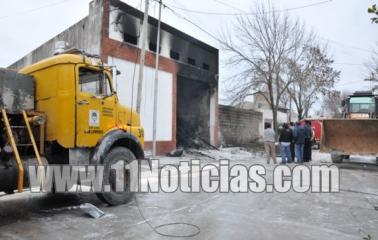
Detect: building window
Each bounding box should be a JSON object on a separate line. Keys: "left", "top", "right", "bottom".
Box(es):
{"left": 170, "top": 50, "right": 180, "bottom": 60}
{"left": 123, "top": 33, "right": 138, "bottom": 45}
{"left": 188, "top": 57, "right": 196, "bottom": 66}
{"left": 257, "top": 103, "right": 262, "bottom": 109}
{"left": 149, "top": 42, "right": 161, "bottom": 53}
{"left": 202, "top": 63, "right": 210, "bottom": 70}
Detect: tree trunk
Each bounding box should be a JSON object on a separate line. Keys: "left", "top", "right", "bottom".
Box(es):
{"left": 272, "top": 106, "right": 279, "bottom": 141}
{"left": 297, "top": 108, "right": 303, "bottom": 120}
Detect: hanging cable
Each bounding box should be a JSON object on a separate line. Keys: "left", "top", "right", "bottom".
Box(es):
{"left": 163, "top": 0, "right": 333, "bottom": 16}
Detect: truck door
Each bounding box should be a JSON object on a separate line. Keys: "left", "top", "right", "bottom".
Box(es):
{"left": 76, "top": 66, "right": 117, "bottom": 147}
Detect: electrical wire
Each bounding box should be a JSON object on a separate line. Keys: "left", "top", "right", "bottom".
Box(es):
{"left": 161, "top": 3, "right": 222, "bottom": 43}
{"left": 166, "top": 0, "right": 373, "bottom": 62}
{"left": 211, "top": 0, "right": 246, "bottom": 13}
{"left": 134, "top": 194, "right": 201, "bottom": 238}
{"left": 0, "top": 0, "right": 74, "bottom": 21}
{"left": 333, "top": 62, "right": 365, "bottom": 66}
{"left": 319, "top": 37, "right": 372, "bottom": 54}
{"left": 164, "top": 0, "right": 333, "bottom": 16}
{"left": 128, "top": 1, "right": 201, "bottom": 237}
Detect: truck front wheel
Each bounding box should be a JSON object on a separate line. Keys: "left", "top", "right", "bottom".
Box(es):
{"left": 97, "top": 147, "right": 136, "bottom": 206}
{"left": 331, "top": 153, "right": 343, "bottom": 163}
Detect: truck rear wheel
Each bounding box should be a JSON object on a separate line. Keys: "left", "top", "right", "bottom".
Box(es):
{"left": 97, "top": 147, "right": 135, "bottom": 206}
{"left": 331, "top": 153, "right": 343, "bottom": 163}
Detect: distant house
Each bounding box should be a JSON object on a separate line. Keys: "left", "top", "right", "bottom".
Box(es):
{"left": 238, "top": 92, "right": 298, "bottom": 134}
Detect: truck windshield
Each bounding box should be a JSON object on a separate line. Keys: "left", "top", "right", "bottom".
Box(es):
{"left": 349, "top": 97, "right": 375, "bottom": 113}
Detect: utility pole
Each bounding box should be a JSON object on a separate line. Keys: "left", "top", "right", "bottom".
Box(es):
{"left": 152, "top": 0, "right": 162, "bottom": 156}
{"left": 364, "top": 72, "right": 378, "bottom": 92}
{"left": 136, "top": 0, "right": 150, "bottom": 113}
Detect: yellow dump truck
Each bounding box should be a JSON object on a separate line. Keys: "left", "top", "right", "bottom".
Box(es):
{"left": 0, "top": 49, "right": 144, "bottom": 205}
{"left": 321, "top": 91, "right": 378, "bottom": 163}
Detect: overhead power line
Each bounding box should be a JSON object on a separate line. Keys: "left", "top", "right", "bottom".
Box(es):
{"left": 162, "top": 0, "right": 372, "bottom": 62}
{"left": 0, "top": 0, "right": 72, "bottom": 21}
{"left": 161, "top": 3, "right": 222, "bottom": 43}
{"left": 165, "top": 0, "right": 333, "bottom": 16}
{"left": 319, "top": 37, "right": 372, "bottom": 54}
{"left": 333, "top": 62, "right": 365, "bottom": 66}
{"left": 211, "top": 0, "right": 246, "bottom": 13}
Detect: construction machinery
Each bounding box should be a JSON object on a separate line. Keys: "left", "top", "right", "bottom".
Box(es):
{"left": 321, "top": 91, "right": 378, "bottom": 163}
{"left": 0, "top": 49, "right": 144, "bottom": 205}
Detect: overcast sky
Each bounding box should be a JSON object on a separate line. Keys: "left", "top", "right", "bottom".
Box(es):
{"left": 0, "top": 0, "right": 377, "bottom": 106}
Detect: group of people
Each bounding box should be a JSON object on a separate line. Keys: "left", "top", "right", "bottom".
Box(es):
{"left": 263, "top": 120, "right": 314, "bottom": 164}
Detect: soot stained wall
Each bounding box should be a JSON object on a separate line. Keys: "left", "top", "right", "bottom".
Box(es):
{"left": 177, "top": 76, "right": 210, "bottom": 148}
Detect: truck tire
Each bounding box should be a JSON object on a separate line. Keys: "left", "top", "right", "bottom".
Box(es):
{"left": 331, "top": 153, "right": 343, "bottom": 163}
{"left": 97, "top": 147, "right": 135, "bottom": 206}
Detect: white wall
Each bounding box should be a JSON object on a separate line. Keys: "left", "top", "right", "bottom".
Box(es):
{"left": 258, "top": 109, "right": 289, "bottom": 136}
{"left": 108, "top": 57, "right": 173, "bottom": 142}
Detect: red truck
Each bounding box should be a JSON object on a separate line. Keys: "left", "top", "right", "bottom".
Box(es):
{"left": 305, "top": 119, "right": 322, "bottom": 149}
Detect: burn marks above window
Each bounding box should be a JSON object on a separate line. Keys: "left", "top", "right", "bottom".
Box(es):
{"left": 188, "top": 57, "right": 196, "bottom": 66}
{"left": 170, "top": 50, "right": 180, "bottom": 60}
{"left": 123, "top": 33, "right": 138, "bottom": 45}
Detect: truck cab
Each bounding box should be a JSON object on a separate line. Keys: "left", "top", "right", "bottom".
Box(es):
{"left": 342, "top": 91, "right": 378, "bottom": 119}
{"left": 0, "top": 51, "right": 145, "bottom": 205}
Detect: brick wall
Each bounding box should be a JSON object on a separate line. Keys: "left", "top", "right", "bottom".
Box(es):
{"left": 219, "top": 105, "right": 262, "bottom": 146}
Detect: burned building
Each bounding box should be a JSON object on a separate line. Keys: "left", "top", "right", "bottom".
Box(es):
{"left": 9, "top": 0, "right": 219, "bottom": 155}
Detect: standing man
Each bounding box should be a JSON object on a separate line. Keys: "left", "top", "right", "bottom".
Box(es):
{"left": 289, "top": 122, "right": 296, "bottom": 162}
{"left": 263, "top": 122, "right": 277, "bottom": 164}
{"left": 303, "top": 120, "right": 313, "bottom": 162}
{"left": 293, "top": 121, "right": 305, "bottom": 163}
{"left": 279, "top": 123, "right": 293, "bottom": 164}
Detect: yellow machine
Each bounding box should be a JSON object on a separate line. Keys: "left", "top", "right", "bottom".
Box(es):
{"left": 321, "top": 91, "right": 378, "bottom": 163}
{"left": 0, "top": 50, "right": 144, "bottom": 205}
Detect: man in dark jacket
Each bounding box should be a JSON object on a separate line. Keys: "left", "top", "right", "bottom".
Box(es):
{"left": 293, "top": 121, "right": 306, "bottom": 163}
{"left": 303, "top": 120, "right": 313, "bottom": 162}
{"left": 279, "top": 123, "right": 293, "bottom": 164}
{"left": 289, "top": 122, "right": 295, "bottom": 162}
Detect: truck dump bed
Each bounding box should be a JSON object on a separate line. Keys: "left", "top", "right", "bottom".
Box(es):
{"left": 320, "top": 119, "right": 378, "bottom": 155}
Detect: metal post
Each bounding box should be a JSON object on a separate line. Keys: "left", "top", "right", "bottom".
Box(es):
{"left": 152, "top": 0, "right": 162, "bottom": 156}
{"left": 136, "top": 0, "right": 150, "bottom": 113}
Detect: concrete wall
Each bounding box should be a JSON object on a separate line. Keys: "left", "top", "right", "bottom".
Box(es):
{"left": 219, "top": 105, "right": 262, "bottom": 146}
{"left": 9, "top": 0, "right": 103, "bottom": 70}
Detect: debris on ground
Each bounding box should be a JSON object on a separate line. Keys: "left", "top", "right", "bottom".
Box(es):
{"left": 166, "top": 147, "right": 185, "bottom": 157}
{"left": 80, "top": 203, "right": 105, "bottom": 219}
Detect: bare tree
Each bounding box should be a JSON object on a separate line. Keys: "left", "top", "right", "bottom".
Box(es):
{"left": 220, "top": 3, "right": 305, "bottom": 134}
{"left": 322, "top": 90, "right": 351, "bottom": 118}
{"left": 366, "top": 46, "right": 378, "bottom": 77}
{"left": 286, "top": 45, "right": 340, "bottom": 119}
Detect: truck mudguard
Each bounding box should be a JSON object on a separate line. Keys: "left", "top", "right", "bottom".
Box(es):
{"left": 91, "top": 129, "right": 145, "bottom": 165}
